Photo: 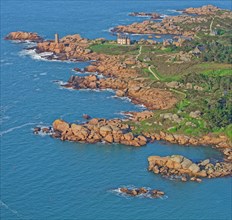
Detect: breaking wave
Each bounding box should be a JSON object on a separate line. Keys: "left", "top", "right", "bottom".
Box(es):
{"left": 19, "top": 48, "right": 54, "bottom": 61}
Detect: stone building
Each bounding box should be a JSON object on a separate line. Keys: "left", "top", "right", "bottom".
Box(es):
{"left": 117, "top": 34, "right": 131, "bottom": 45}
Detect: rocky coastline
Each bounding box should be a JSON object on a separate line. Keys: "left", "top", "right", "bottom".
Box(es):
{"left": 111, "top": 5, "right": 232, "bottom": 37}
{"left": 182, "top": 5, "right": 219, "bottom": 15}
{"left": 5, "top": 4, "right": 232, "bottom": 182}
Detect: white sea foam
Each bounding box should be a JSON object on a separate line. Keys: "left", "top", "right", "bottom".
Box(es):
{"left": 0, "top": 122, "right": 36, "bottom": 136}
{"left": 110, "top": 95, "right": 146, "bottom": 109}
{"left": 160, "top": 14, "right": 169, "bottom": 18}
{"left": 19, "top": 48, "right": 52, "bottom": 61}
{"left": 39, "top": 72, "right": 47, "bottom": 76}
{"left": 79, "top": 88, "right": 115, "bottom": 93}
{"left": 53, "top": 80, "right": 67, "bottom": 86}
{"left": 11, "top": 40, "right": 23, "bottom": 44}
{"left": 0, "top": 106, "right": 11, "bottom": 124}
{"left": 0, "top": 200, "right": 20, "bottom": 216}
{"left": 115, "top": 111, "right": 133, "bottom": 118}
{"left": 167, "top": 9, "right": 183, "bottom": 14}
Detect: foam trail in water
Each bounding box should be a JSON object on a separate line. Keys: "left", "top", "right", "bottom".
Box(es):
{"left": 0, "top": 200, "right": 22, "bottom": 218}
{"left": 0, "top": 122, "right": 36, "bottom": 136}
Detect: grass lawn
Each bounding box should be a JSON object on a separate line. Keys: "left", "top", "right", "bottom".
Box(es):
{"left": 89, "top": 43, "right": 139, "bottom": 55}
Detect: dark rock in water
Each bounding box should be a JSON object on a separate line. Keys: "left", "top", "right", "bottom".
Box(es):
{"left": 33, "top": 127, "right": 41, "bottom": 134}
{"left": 119, "top": 188, "right": 129, "bottom": 193}
{"left": 118, "top": 187, "right": 164, "bottom": 198}
{"left": 52, "top": 131, "right": 61, "bottom": 138}
{"left": 137, "top": 187, "right": 148, "bottom": 194}
{"left": 130, "top": 189, "right": 138, "bottom": 196}
{"left": 151, "top": 190, "right": 165, "bottom": 197}
{"left": 73, "top": 67, "right": 83, "bottom": 72}
{"left": 83, "top": 114, "right": 91, "bottom": 120}
{"left": 42, "top": 127, "right": 51, "bottom": 133}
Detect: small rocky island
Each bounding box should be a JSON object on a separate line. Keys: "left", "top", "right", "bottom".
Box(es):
{"left": 5, "top": 5, "right": 232, "bottom": 183}
{"left": 117, "top": 187, "right": 165, "bottom": 198}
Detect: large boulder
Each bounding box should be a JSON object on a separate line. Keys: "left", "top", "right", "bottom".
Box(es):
{"left": 53, "top": 119, "right": 69, "bottom": 133}
{"left": 99, "top": 125, "right": 112, "bottom": 137}
{"left": 181, "top": 158, "right": 193, "bottom": 169}
{"left": 188, "top": 163, "right": 200, "bottom": 173}
{"left": 170, "top": 155, "right": 184, "bottom": 163}
{"left": 71, "top": 124, "right": 83, "bottom": 136}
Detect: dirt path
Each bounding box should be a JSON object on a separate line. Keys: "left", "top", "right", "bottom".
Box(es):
{"left": 148, "top": 66, "right": 160, "bottom": 80}
{"left": 136, "top": 46, "right": 142, "bottom": 60}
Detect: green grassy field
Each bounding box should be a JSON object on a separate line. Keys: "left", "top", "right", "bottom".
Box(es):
{"left": 89, "top": 43, "right": 139, "bottom": 55}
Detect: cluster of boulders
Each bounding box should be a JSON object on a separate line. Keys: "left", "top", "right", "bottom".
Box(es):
{"left": 166, "top": 51, "right": 193, "bottom": 63}
{"left": 5, "top": 31, "right": 43, "bottom": 42}
{"left": 119, "top": 187, "right": 165, "bottom": 198}
{"left": 148, "top": 155, "right": 232, "bottom": 181}
{"left": 112, "top": 15, "right": 207, "bottom": 37}
{"left": 160, "top": 112, "right": 183, "bottom": 124}
{"left": 65, "top": 74, "right": 177, "bottom": 110}
{"left": 36, "top": 34, "right": 93, "bottom": 61}
{"left": 129, "top": 12, "right": 161, "bottom": 19}
{"left": 35, "top": 118, "right": 149, "bottom": 147}
{"left": 150, "top": 132, "right": 232, "bottom": 150}
{"left": 165, "top": 81, "right": 204, "bottom": 91}
{"left": 183, "top": 5, "right": 219, "bottom": 15}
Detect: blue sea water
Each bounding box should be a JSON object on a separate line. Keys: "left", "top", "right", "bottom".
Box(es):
{"left": 1, "top": 0, "right": 232, "bottom": 219}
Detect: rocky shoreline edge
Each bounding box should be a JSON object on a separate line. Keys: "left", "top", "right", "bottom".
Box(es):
{"left": 5, "top": 5, "right": 232, "bottom": 183}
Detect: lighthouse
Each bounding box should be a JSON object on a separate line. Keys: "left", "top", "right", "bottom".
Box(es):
{"left": 55, "top": 33, "right": 59, "bottom": 44}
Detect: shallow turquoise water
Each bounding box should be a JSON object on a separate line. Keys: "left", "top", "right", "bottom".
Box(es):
{"left": 1, "top": 1, "right": 231, "bottom": 219}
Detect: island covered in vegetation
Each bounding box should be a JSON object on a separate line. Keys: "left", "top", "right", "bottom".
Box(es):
{"left": 5, "top": 5, "right": 232, "bottom": 182}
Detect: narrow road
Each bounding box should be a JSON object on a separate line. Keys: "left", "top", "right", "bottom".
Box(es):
{"left": 148, "top": 66, "right": 160, "bottom": 80}
{"left": 136, "top": 46, "right": 142, "bottom": 60}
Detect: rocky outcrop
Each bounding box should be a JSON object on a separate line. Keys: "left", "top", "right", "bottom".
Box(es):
{"left": 36, "top": 34, "right": 94, "bottom": 61}
{"left": 65, "top": 75, "right": 177, "bottom": 110}
{"left": 183, "top": 5, "right": 219, "bottom": 15}
{"left": 5, "top": 31, "right": 43, "bottom": 42}
{"left": 148, "top": 155, "right": 232, "bottom": 181}
{"left": 118, "top": 187, "right": 165, "bottom": 198}
{"left": 35, "top": 118, "right": 149, "bottom": 147}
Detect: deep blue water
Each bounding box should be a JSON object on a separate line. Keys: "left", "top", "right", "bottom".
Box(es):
{"left": 1, "top": 1, "right": 231, "bottom": 219}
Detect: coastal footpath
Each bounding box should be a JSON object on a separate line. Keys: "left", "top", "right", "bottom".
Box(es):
{"left": 5, "top": 5, "right": 232, "bottom": 182}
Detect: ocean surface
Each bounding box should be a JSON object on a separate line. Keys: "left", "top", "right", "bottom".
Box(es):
{"left": 1, "top": 1, "right": 231, "bottom": 219}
